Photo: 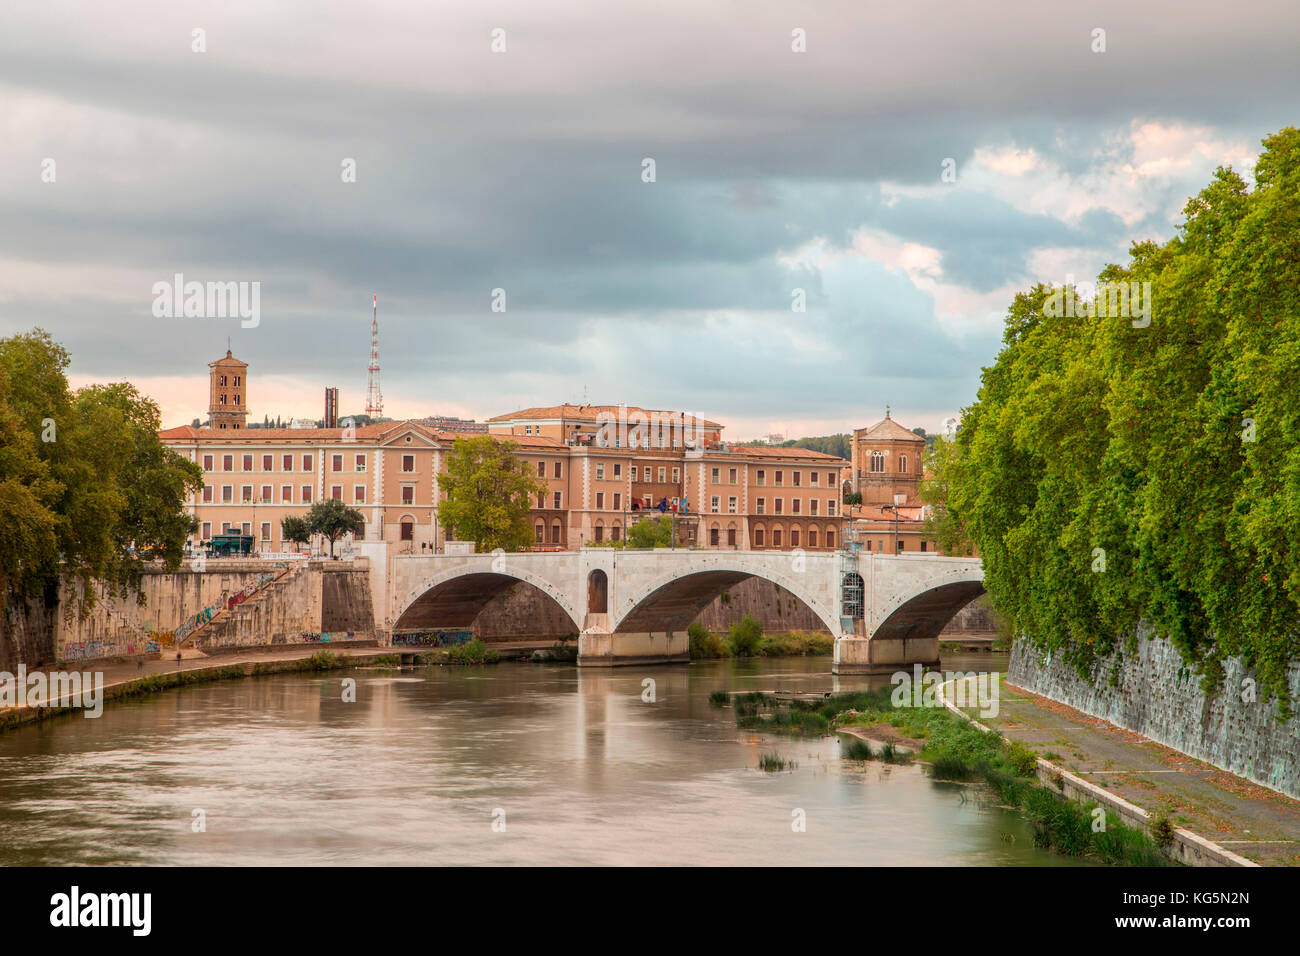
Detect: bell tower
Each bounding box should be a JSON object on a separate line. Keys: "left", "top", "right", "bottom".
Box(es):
{"left": 208, "top": 349, "right": 248, "bottom": 430}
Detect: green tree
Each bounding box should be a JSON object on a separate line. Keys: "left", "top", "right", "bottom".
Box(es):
{"left": 948, "top": 128, "right": 1300, "bottom": 707}
{"left": 0, "top": 329, "right": 201, "bottom": 611}
{"left": 436, "top": 436, "right": 545, "bottom": 552}
{"left": 280, "top": 515, "right": 312, "bottom": 550}
{"left": 918, "top": 435, "right": 974, "bottom": 555}
{"left": 592, "top": 514, "right": 675, "bottom": 549}
{"left": 305, "top": 498, "right": 365, "bottom": 557}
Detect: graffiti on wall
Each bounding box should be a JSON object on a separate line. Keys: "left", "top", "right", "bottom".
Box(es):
{"left": 392, "top": 630, "right": 474, "bottom": 648}
{"left": 62, "top": 640, "right": 161, "bottom": 662}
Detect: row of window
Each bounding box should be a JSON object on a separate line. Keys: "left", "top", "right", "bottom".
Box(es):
{"left": 198, "top": 452, "right": 428, "bottom": 474}
{"left": 706, "top": 526, "right": 837, "bottom": 548}
{"left": 751, "top": 469, "right": 839, "bottom": 487}
{"left": 716, "top": 497, "right": 838, "bottom": 516}
{"left": 199, "top": 520, "right": 366, "bottom": 542}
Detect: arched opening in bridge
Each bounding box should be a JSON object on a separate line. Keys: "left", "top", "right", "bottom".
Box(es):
{"left": 587, "top": 569, "right": 608, "bottom": 614}
{"left": 616, "top": 569, "right": 838, "bottom": 635}
{"left": 841, "top": 572, "right": 864, "bottom": 621}
{"left": 394, "top": 572, "right": 579, "bottom": 645}
{"left": 873, "top": 581, "right": 987, "bottom": 643}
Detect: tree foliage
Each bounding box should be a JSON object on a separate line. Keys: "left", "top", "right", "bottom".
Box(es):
{"left": 919, "top": 435, "right": 974, "bottom": 556}
{"left": 948, "top": 128, "right": 1300, "bottom": 706}
{"left": 436, "top": 436, "right": 545, "bottom": 552}
{"left": 0, "top": 329, "right": 202, "bottom": 610}
{"left": 303, "top": 499, "right": 365, "bottom": 557}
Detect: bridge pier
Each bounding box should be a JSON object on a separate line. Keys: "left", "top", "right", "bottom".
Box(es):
{"left": 833, "top": 636, "right": 940, "bottom": 675}
{"left": 577, "top": 631, "right": 690, "bottom": 667}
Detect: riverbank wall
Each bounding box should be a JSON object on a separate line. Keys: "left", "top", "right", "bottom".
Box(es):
{"left": 1008, "top": 632, "right": 1300, "bottom": 801}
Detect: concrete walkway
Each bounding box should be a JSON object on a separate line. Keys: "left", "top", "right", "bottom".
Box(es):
{"left": 968, "top": 678, "right": 1300, "bottom": 866}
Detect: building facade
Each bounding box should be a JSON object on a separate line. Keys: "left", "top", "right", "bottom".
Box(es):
{"left": 851, "top": 411, "right": 925, "bottom": 506}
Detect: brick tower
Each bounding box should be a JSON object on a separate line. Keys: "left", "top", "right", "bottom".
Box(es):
{"left": 208, "top": 349, "right": 248, "bottom": 430}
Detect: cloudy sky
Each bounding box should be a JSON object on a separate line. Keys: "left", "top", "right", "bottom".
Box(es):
{"left": 2, "top": 2, "right": 1296, "bottom": 438}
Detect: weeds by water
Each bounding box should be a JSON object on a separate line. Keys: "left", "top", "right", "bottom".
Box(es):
{"left": 687, "top": 618, "right": 832, "bottom": 659}
{"left": 446, "top": 638, "right": 500, "bottom": 665}
{"left": 759, "top": 753, "right": 794, "bottom": 772}
{"left": 708, "top": 690, "right": 730, "bottom": 708}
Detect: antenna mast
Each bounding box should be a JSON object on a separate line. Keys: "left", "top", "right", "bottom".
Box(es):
{"left": 365, "top": 294, "right": 383, "bottom": 419}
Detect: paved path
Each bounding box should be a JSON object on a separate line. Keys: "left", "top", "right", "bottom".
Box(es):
{"left": 969, "top": 678, "right": 1300, "bottom": 866}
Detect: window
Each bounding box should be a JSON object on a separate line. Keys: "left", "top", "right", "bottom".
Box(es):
{"left": 596, "top": 492, "right": 605, "bottom": 509}
{"left": 727, "top": 527, "right": 737, "bottom": 546}
{"left": 775, "top": 498, "right": 783, "bottom": 514}
{"left": 302, "top": 485, "right": 313, "bottom": 504}
{"left": 772, "top": 528, "right": 782, "bottom": 547}
{"left": 553, "top": 491, "right": 562, "bottom": 509}
{"left": 611, "top": 525, "right": 621, "bottom": 542}
{"left": 870, "top": 451, "right": 885, "bottom": 473}
{"left": 402, "top": 454, "right": 415, "bottom": 472}
{"left": 354, "top": 524, "right": 365, "bottom": 541}
{"left": 810, "top": 471, "right": 819, "bottom": 485}
{"left": 756, "top": 498, "right": 765, "bottom": 515}
{"left": 897, "top": 540, "right": 905, "bottom": 553}
{"left": 711, "top": 467, "right": 719, "bottom": 482}
{"left": 203, "top": 454, "right": 213, "bottom": 471}
{"left": 756, "top": 469, "right": 765, "bottom": 485}
{"left": 243, "top": 454, "right": 253, "bottom": 471}
{"left": 754, "top": 528, "right": 765, "bottom": 546}
{"left": 261, "top": 522, "right": 271, "bottom": 542}
{"left": 223, "top": 455, "right": 233, "bottom": 472}
{"left": 553, "top": 462, "right": 562, "bottom": 479}
{"left": 613, "top": 493, "right": 621, "bottom": 510}
{"left": 332, "top": 454, "right": 343, "bottom": 471}
{"left": 261, "top": 485, "right": 272, "bottom": 503}
{"left": 709, "top": 527, "right": 719, "bottom": 546}
{"left": 828, "top": 500, "right": 837, "bottom": 516}
{"left": 536, "top": 493, "right": 545, "bottom": 508}
{"left": 281, "top": 485, "right": 292, "bottom": 503}
{"left": 710, "top": 496, "right": 720, "bottom": 513}
{"left": 921, "top": 540, "right": 927, "bottom": 552}
{"left": 866, "top": 540, "right": 872, "bottom": 552}
{"left": 775, "top": 470, "right": 784, "bottom": 486}
{"left": 630, "top": 466, "right": 638, "bottom": 481}
{"left": 240, "top": 522, "right": 251, "bottom": 536}
{"left": 400, "top": 521, "right": 414, "bottom": 541}
{"left": 672, "top": 467, "right": 679, "bottom": 483}
{"left": 240, "top": 485, "right": 252, "bottom": 502}
{"left": 401, "top": 486, "right": 414, "bottom": 505}
{"left": 219, "top": 394, "right": 227, "bottom": 406}
{"left": 899, "top": 455, "right": 908, "bottom": 474}
{"left": 594, "top": 524, "right": 604, "bottom": 542}
{"left": 791, "top": 529, "right": 800, "bottom": 547}
{"left": 596, "top": 464, "right": 605, "bottom": 480}
{"left": 613, "top": 463, "right": 621, "bottom": 478}
{"left": 728, "top": 496, "right": 737, "bottom": 513}
{"left": 354, "top": 485, "right": 366, "bottom": 503}
{"left": 283, "top": 454, "right": 293, "bottom": 471}
{"left": 826, "top": 529, "right": 835, "bottom": 548}
{"left": 355, "top": 454, "right": 366, "bottom": 472}
{"left": 263, "top": 454, "right": 273, "bottom": 471}
{"left": 201, "top": 522, "right": 211, "bottom": 540}
{"left": 331, "top": 485, "right": 342, "bottom": 500}
{"left": 219, "top": 375, "right": 227, "bottom": 387}
{"left": 535, "top": 523, "right": 544, "bottom": 543}
{"left": 809, "top": 529, "right": 818, "bottom": 547}
{"left": 203, "top": 485, "right": 213, "bottom": 503}
{"left": 793, "top": 471, "right": 801, "bottom": 487}
{"left": 827, "top": 472, "right": 836, "bottom": 486}
{"left": 551, "top": 522, "right": 561, "bottom": 544}
{"left": 728, "top": 468, "right": 737, "bottom": 484}
{"left": 302, "top": 455, "right": 313, "bottom": 472}
{"left": 234, "top": 376, "right": 241, "bottom": 387}
{"left": 792, "top": 499, "right": 801, "bottom": 514}
{"left": 657, "top": 467, "right": 666, "bottom": 483}
{"left": 537, "top": 461, "right": 545, "bottom": 477}
{"left": 810, "top": 499, "right": 819, "bottom": 515}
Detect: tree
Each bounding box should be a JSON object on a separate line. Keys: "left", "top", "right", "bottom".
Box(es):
{"left": 0, "top": 329, "right": 202, "bottom": 611}
{"left": 305, "top": 499, "right": 365, "bottom": 557}
{"left": 947, "top": 127, "right": 1300, "bottom": 707}
{"left": 436, "top": 436, "right": 545, "bottom": 552}
{"left": 280, "top": 515, "right": 312, "bottom": 551}
{"left": 592, "top": 514, "right": 674, "bottom": 549}
{"left": 918, "top": 435, "right": 974, "bottom": 556}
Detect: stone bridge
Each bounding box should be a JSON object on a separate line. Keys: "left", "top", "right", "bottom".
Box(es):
{"left": 386, "top": 549, "right": 984, "bottom": 673}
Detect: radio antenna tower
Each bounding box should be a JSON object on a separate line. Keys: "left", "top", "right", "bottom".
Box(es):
{"left": 365, "top": 294, "right": 383, "bottom": 419}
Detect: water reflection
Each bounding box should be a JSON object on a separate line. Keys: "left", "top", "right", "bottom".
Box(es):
{"left": 0, "top": 654, "right": 1088, "bottom": 866}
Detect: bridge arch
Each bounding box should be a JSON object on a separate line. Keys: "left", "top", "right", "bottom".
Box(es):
{"left": 611, "top": 559, "right": 840, "bottom": 636}
{"left": 393, "top": 565, "right": 583, "bottom": 633}
{"left": 871, "top": 573, "right": 986, "bottom": 642}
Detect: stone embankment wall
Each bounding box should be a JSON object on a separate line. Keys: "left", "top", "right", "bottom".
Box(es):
{"left": 0, "top": 559, "right": 378, "bottom": 665}
{"left": 1009, "top": 632, "right": 1300, "bottom": 800}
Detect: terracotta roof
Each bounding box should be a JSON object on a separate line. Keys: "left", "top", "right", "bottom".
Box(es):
{"left": 488, "top": 404, "right": 722, "bottom": 429}
{"left": 856, "top": 415, "right": 924, "bottom": 443}
{"left": 729, "top": 445, "right": 849, "bottom": 463}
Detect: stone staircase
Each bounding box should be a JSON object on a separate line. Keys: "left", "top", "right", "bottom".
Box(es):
{"left": 177, "top": 562, "right": 302, "bottom": 648}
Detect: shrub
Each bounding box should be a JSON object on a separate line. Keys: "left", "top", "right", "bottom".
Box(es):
{"left": 447, "top": 638, "right": 500, "bottom": 665}
{"left": 727, "top": 615, "right": 764, "bottom": 656}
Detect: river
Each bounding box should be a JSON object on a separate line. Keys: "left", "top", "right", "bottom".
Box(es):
{"left": 0, "top": 652, "right": 1092, "bottom": 865}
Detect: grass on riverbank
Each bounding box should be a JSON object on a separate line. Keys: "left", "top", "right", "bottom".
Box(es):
{"left": 735, "top": 685, "right": 1171, "bottom": 866}
{"left": 688, "top": 618, "right": 831, "bottom": 659}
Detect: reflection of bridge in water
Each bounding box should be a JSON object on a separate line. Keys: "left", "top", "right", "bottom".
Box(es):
{"left": 386, "top": 550, "right": 984, "bottom": 673}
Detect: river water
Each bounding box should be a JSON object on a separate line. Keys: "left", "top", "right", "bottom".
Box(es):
{"left": 0, "top": 652, "right": 1090, "bottom": 866}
